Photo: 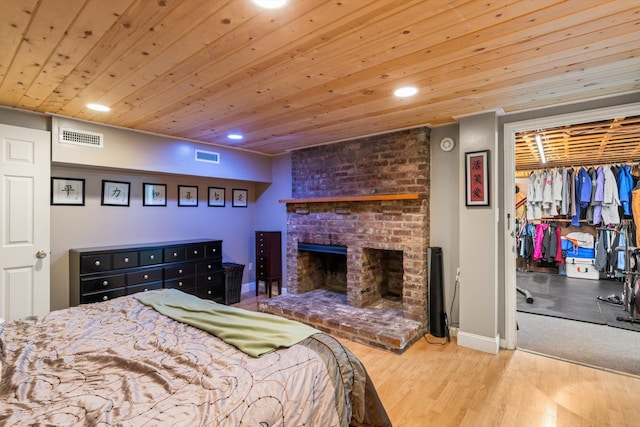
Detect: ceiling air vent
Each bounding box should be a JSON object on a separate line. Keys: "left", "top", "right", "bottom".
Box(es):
{"left": 195, "top": 149, "right": 220, "bottom": 164}
{"left": 59, "top": 128, "right": 104, "bottom": 148}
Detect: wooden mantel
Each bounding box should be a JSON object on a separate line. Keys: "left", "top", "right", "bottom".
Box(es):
{"left": 279, "top": 193, "right": 424, "bottom": 204}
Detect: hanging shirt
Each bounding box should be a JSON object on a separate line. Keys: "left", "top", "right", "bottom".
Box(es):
{"left": 542, "top": 169, "right": 556, "bottom": 216}
{"left": 601, "top": 165, "right": 621, "bottom": 225}
{"left": 560, "top": 168, "right": 570, "bottom": 215}
{"left": 553, "top": 168, "right": 563, "bottom": 213}
{"left": 592, "top": 167, "right": 604, "bottom": 224}
{"left": 571, "top": 169, "right": 583, "bottom": 227}
{"left": 618, "top": 165, "right": 634, "bottom": 216}
{"left": 526, "top": 171, "right": 543, "bottom": 220}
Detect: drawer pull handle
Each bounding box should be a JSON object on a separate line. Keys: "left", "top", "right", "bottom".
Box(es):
{"left": 178, "top": 282, "right": 183, "bottom": 286}
{"left": 95, "top": 260, "right": 101, "bottom": 266}
{"left": 193, "top": 250, "right": 198, "bottom": 255}
{"left": 124, "top": 257, "right": 129, "bottom": 263}
{"left": 207, "top": 276, "right": 212, "bottom": 280}
{"left": 150, "top": 255, "right": 155, "bottom": 260}
{"left": 143, "top": 274, "right": 149, "bottom": 279}
{"left": 208, "top": 264, "right": 212, "bottom": 269}
{"left": 144, "top": 288, "right": 149, "bottom": 292}
{"left": 212, "top": 248, "right": 216, "bottom": 252}
{"left": 102, "top": 280, "right": 109, "bottom": 286}
{"left": 102, "top": 296, "right": 108, "bottom": 301}
{"left": 173, "top": 252, "right": 178, "bottom": 257}
{"left": 208, "top": 290, "right": 212, "bottom": 295}
{"left": 178, "top": 269, "right": 183, "bottom": 274}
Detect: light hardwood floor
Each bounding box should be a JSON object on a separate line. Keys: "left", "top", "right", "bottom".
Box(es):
{"left": 234, "top": 293, "right": 640, "bottom": 426}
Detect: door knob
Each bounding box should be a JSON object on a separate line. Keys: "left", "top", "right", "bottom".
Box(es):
{"left": 36, "top": 250, "right": 47, "bottom": 259}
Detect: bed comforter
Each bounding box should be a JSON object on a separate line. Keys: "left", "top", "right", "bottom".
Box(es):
{"left": 0, "top": 292, "right": 391, "bottom": 427}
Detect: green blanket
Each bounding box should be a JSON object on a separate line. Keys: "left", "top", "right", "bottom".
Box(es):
{"left": 134, "top": 289, "right": 319, "bottom": 357}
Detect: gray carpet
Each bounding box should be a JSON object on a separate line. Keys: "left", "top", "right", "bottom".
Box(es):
{"left": 517, "top": 311, "right": 640, "bottom": 377}
{"left": 516, "top": 271, "right": 640, "bottom": 376}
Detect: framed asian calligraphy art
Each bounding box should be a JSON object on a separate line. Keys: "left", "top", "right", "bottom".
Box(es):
{"left": 143, "top": 183, "right": 167, "bottom": 206}
{"left": 232, "top": 188, "right": 248, "bottom": 207}
{"left": 178, "top": 185, "right": 198, "bottom": 207}
{"left": 102, "top": 180, "right": 130, "bottom": 206}
{"left": 51, "top": 177, "right": 85, "bottom": 206}
{"left": 208, "top": 187, "right": 225, "bottom": 207}
{"left": 465, "top": 150, "right": 490, "bottom": 207}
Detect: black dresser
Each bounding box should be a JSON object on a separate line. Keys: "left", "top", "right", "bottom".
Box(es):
{"left": 69, "top": 239, "right": 223, "bottom": 306}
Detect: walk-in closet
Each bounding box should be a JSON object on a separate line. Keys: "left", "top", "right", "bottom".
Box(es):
{"left": 514, "top": 115, "right": 640, "bottom": 376}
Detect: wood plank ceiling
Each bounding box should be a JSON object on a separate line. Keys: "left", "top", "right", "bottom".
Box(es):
{"left": 515, "top": 115, "right": 640, "bottom": 171}
{"left": 0, "top": 0, "right": 639, "bottom": 156}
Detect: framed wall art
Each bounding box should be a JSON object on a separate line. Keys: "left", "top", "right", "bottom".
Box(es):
{"left": 232, "top": 188, "right": 248, "bottom": 207}
{"left": 178, "top": 185, "right": 198, "bottom": 207}
{"left": 51, "top": 177, "right": 85, "bottom": 206}
{"left": 101, "top": 180, "right": 130, "bottom": 206}
{"left": 143, "top": 183, "right": 167, "bottom": 206}
{"left": 465, "top": 150, "right": 490, "bottom": 207}
{"left": 208, "top": 187, "right": 225, "bottom": 207}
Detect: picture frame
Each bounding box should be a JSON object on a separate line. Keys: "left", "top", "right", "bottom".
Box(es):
{"left": 465, "top": 150, "right": 490, "bottom": 207}
{"left": 178, "top": 185, "right": 198, "bottom": 207}
{"left": 208, "top": 187, "right": 225, "bottom": 207}
{"left": 101, "top": 180, "right": 130, "bottom": 206}
{"left": 232, "top": 188, "right": 248, "bottom": 207}
{"left": 143, "top": 183, "right": 167, "bottom": 206}
{"left": 51, "top": 177, "right": 85, "bottom": 206}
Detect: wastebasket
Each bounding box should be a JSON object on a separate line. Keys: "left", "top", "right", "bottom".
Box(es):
{"left": 222, "top": 262, "right": 245, "bottom": 305}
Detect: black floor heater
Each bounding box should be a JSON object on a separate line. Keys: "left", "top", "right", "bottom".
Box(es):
{"left": 428, "top": 246, "right": 449, "bottom": 339}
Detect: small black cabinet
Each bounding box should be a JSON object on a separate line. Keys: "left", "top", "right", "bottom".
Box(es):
{"left": 70, "top": 239, "right": 223, "bottom": 306}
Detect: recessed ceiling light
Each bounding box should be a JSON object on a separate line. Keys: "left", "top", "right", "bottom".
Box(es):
{"left": 393, "top": 86, "right": 418, "bottom": 98}
{"left": 227, "top": 133, "right": 244, "bottom": 140}
{"left": 252, "top": 0, "right": 289, "bottom": 9}
{"left": 86, "top": 103, "right": 111, "bottom": 112}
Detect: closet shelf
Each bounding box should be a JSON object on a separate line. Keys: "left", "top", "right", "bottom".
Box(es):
{"left": 279, "top": 193, "right": 424, "bottom": 204}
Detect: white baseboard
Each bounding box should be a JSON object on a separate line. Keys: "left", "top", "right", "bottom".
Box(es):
{"left": 457, "top": 331, "right": 500, "bottom": 354}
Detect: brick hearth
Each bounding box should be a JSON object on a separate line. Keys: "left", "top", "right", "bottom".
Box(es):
{"left": 258, "top": 289, "right": 424, "bottom": 353}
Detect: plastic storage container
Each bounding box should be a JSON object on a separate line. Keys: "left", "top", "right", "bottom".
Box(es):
{"left": 565, "top": 257, "right": 599, "bottom": 280}
{"left": 222, "top": 262, "right": 245, "bottom": 305}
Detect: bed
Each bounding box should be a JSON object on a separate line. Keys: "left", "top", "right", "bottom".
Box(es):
{"left": 0, "top": 289, "right": 391, "bottom": 426}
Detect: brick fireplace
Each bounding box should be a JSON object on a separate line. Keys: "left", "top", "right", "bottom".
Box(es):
{"left": 259, "top": 127, "right": 430, "bottom": 352}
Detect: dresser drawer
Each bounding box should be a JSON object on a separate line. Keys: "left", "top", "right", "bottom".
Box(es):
{"left": 127, "top": 281, "right": 163, "bottom": 295}
{"left": 80, "top": 274, "right": 126, "bottom": 294}
{"left": 112, "top": 251, "right": 139, "bottom": 269}
{"left": 197, "top": 270, "right": 223, "bottom": 285}
{"left": 186, "top": 244, "right": 205, "bottom": 260}
{"left": 165, "top": 276, "right": 196, "bottom": 291}
{"left": 164, "top": 246, "right": 186, "bottom": 262}
{"left": 164, "top": 263, "right": 196, "bottom": 280}
{"left": 80, "top": 288, "right": 126, "bottom": 304}
{"left": 196, "top": 259, "right": 222, "bottom": 274}
{"left": 80, "top": 254, "right": 112, "bottom": 273}
{"left": 196, "top": 279, "right": 223, "bottom": 301}
{"left": 127, "top": 268, "right": 163, "bottom": 285}
{"left": 205, "top": 241, "right": 222, "bottom": 257}
{"left": 139, "top": 249, "right": 163, "bottom": 266}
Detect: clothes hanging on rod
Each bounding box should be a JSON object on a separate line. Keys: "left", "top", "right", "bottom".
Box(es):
{"left": 522, "top": 162, "right": 638, "bottom": 227}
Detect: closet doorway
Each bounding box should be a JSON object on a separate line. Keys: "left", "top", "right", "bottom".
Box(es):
{"left": 503, "top": 104, "right": 640, "bottom": 377}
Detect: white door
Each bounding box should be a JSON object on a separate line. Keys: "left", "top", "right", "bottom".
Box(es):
{"left": 0, "top": 124, "right": 51, "bottom": 321}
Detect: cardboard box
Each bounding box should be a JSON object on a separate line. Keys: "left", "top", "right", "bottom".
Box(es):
{"left": 565, "top": 257, "right": 600, "bottom": 280}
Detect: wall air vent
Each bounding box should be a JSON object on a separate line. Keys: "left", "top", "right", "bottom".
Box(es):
{"left": 59, "top": 128, "right": 104, "bottom": 148}
{"left": 195, "top": 149, "right": 220, "bottom": 164}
